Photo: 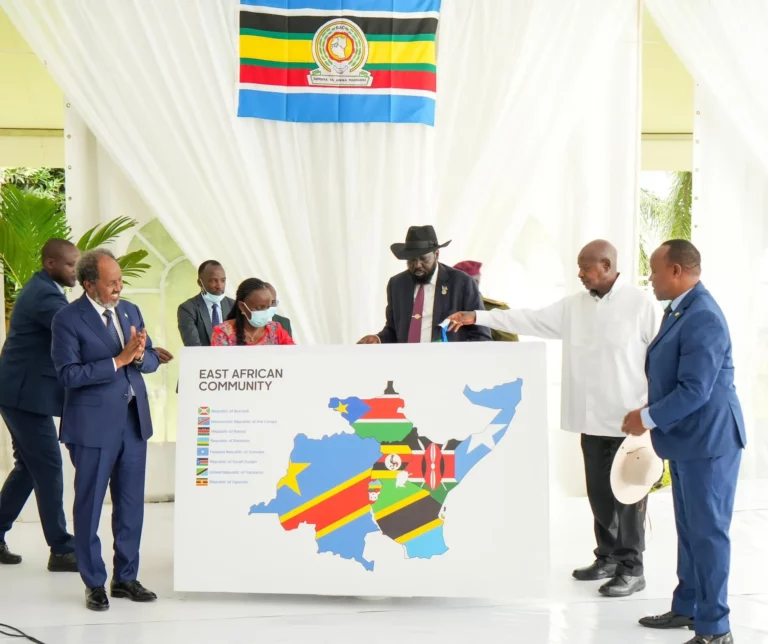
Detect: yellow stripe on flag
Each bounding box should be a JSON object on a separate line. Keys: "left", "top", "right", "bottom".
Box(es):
{"left": 373, "top": 489, "right": 430, "bottom": 521}
{"left": 316, "top": 506, "right": 372, "bottom": 539}
{"left": 380, "top": 445, "right": 412, "bottom": 454}
{"left": 240, "top": 35, "right": 435, "bottom": 66}
{"left": 395, "top": 518, "right": 443, "bottom": 544}
{"left": 279, "top": 470, "right": 371, "bottom": 523}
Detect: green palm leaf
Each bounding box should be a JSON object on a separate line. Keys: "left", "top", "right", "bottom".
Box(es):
{"left": 118, "top": 250, "right": 151, "bottom": 283}
{"left": 0, "top": 185, "right": 70, "bottom": 288}
{"left": 76, "top": 217, "right": 139, "bottom": 250}
{"left": 0, "top": 182, "right": 151, "bottom": 317}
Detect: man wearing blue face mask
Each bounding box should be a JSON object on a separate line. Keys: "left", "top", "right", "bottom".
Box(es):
{"left": 177, "top": 260, "right": 235, "bottom": 347}
{"left": 211, "top": 279, "right": 294, "bottom": 346}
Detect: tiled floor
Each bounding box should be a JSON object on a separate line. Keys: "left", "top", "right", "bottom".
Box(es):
{"left": 1, "top": 482, "right": 766, "bottom": 643}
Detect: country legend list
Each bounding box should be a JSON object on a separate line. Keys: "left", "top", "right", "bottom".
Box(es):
{"left": 194, "top": 406, "right": 271, "bottom": 487}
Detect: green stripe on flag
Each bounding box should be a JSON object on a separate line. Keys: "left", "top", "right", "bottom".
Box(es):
{"left": 240, "top": 58, "right": 436, "bottom": 73}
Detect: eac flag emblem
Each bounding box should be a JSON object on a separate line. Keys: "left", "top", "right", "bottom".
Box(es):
{"left": 309, "top": 19, "right": 372, "bottom": 87}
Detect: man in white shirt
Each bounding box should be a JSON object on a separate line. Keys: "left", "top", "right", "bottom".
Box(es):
{"left": 448, "top": 240, "right": 662, "bottom": 597}
{"left": 358, "top": 226, "right": 491, "bottom": 344}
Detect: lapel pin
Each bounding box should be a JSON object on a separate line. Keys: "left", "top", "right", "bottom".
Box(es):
{"left": 674, "top": 312, "right": 681, "bottom": 317}
{"left": 442, "top": 286, "right": 448, "bottom": 295}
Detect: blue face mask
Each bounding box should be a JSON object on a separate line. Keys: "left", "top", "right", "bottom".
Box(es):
{"left": 200, "top": 282, "right": 226, "bottom": 305}
{"left": 244, "top": 305, "right": 275, "bottom": 328}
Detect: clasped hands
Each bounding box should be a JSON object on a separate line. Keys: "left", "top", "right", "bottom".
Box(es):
{"left": 116, "top": 326, "right": 147, "bottom": 369}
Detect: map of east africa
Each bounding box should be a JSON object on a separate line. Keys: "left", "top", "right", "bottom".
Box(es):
{"left": 249, "top": 379, "right": 523, "bottom": 571}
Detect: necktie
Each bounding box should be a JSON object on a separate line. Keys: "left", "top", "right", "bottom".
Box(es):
{"left": 103, "top": 310, "right": 123, "bottom": 354}
{"left": 408, "top": 285, "right": 425, "bottom": 343}
{"left": 212, "top": 303, "right": 220, "bottom": 327}
{"left": 658, "top": 305, "right": 673, "bottom": 332}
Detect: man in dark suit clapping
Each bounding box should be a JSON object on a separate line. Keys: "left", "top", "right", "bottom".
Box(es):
{"left": 0, "top": 239, "right": 79, "bottom": 571}
{"left": 177, "top": 260, "right": 234, "bottom": 347}
{"left": 358, "top": 226, "right": 491, "bottom": 344}
{"left": 52, "top": 249, "right": 160, "bottom": 611}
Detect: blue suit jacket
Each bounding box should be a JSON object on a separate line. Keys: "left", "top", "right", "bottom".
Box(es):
{"left": 51, "top": 294, "right": 160, "bottom": 448}
{"left": 647, "top": 282, "right": 746, "bottom": 461}
{"left": 0, "top": 271, "right": 68, "bottom": 417}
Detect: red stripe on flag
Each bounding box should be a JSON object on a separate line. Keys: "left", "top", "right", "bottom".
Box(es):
{"left": 360, "top": 397, "right": 409, "bottom": 421}
{"left": 280, "top": 476, "right": 371, "bottom": 533}
{"left": 240, "top": 66, "right": 436, "bottom": 93}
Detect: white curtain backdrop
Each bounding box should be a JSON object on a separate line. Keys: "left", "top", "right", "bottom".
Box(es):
{"left": 3, "top": 0, "right": 638, "bottom": 345}
{"left": 646, "top": 0, "right": 768, "bottom": 479}
{"left": 1, "top": 0, "right": 641, "bottom": 498}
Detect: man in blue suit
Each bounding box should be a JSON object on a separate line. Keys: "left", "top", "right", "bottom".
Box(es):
{"left": 52, "top": 248, "right": 160, "bottom": 611}
{"left": 622, "top": 240, "right": 745, "bottom": 644}
{"left": 0, "top": 239, "right": 79, "bottom": 571}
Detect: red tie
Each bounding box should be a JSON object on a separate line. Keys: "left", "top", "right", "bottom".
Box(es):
{"left": 408, "top": 285, "right": 425, "bottom": 343}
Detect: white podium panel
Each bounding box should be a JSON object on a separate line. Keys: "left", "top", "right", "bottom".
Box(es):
{"left": 175, "top": 343, "right": 548, "bottom": 598}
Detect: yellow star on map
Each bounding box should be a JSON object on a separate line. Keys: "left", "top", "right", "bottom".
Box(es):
{"left": 277, "top": 461, "right": 310, "bottom": 495}
{"left": 334, "top": 402, "right": 349, "bottom": 414}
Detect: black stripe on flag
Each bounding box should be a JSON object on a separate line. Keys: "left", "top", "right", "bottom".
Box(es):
{"left": 240, "top": 12, "right": 438, "bottom": 36}
{"left": 376, "top": 494, "right": 442, "bottom": 541}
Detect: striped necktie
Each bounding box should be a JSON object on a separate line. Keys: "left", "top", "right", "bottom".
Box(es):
{"left": 102, "top": 310, "right": 123, "bottom": 354}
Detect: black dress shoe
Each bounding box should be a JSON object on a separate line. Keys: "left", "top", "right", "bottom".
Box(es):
{"left": 684, "top": 633, "right": 734, "bottom": 644}
{"left": 572, "top": 560, "right": 616, "bottom": 581}
{"left": 639, "top": 611, "right": 695, "bottom": 630}
{"left": 48, "top": 552, "right": 78, "bottom": 572}
{"left": 598, "top": 574, "right": 646, "bottom": 597}
{"left": 86, "top": 586, "right": 109, "bottom": 611}
{"left": 110, "top": 580, "right": 157, "bottom": 602}
{"left": 0, "top": 542, "right": 21, "bottom": 565}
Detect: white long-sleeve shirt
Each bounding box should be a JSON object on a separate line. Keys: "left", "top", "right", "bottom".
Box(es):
{"left": 475, "top": 275, "right": 663, "bottom": 437}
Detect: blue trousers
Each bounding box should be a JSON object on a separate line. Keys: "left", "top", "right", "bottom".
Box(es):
{"left": 0, "top": 405, "right": 74, "bottom": 554}
{"left": 670, "top": 449, "right": 741, "bottom": 636}
{"left": 67, "top": 403, "right": 147, "bottom": 589}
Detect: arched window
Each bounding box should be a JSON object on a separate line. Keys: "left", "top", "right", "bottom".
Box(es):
{"left": 122, "top": 219, "right": 196, "bottom": 442}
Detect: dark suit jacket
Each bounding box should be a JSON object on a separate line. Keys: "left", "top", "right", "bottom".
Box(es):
{"left": 274, "top": 314, "right": 293, "bottom": 338}
{"left": 377, "top": 263, "right": 491, "bottom": 343}
{"left": 647, "top": 282, "right": 746, "bottom": 461}
{"left": 51, "top": 294, "right": 160, "bottom": 447}
{"left": 177, "top": 294, "right": 234, "bottom": 347}
{"left": 0, "top": 271, "right": 68, "bottom": 417}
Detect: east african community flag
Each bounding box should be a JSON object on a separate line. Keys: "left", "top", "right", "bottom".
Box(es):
{"left": 237, "top": 0, "right": 440, "bottom": 125}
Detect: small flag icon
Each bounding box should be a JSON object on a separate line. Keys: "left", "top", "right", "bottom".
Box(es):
{"left": 197, "top": 417, "right": 210, "bottom": 427}
{"left": 197, "top": 467, "right": 208, "bottom": 476}
{"left": 196, "top": 478, "right": 208, "bottom": 487}
{"left": 197, "top": 437, "right": 210, "bottom": 446}
{"left": 198, "top": 407, "right": 210, "bottom": 415}
{"left": 197, "top": 448, "right": 209, "bottom": 457}
{"left": 197, "top": 458, "right": 208, "bottom": 466}
{"left": 197, "top": 427, "right": 210, "bottom": 435}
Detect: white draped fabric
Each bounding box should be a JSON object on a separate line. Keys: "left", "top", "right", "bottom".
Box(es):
{"left": 646, "top": 0, "right": 768, "bottom": 479}
{"left": 2, "top": 0, "right": 640, "bottom": 498}
{"left": 2, "top": 0, "right": 638, "bottom": 346}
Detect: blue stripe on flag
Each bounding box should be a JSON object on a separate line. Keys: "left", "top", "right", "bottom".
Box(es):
{"left": 238, "top": 90, "right": 435, "bottom": 125}
{"left": 240, "top": 0, "right": 441, "bottom": 13}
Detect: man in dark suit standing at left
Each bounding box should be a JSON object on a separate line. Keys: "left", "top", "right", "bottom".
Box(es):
{"left": 177, "top": 260, "right": 234, "bottom": 347}
{"left": 0, "top": 239, "right": 79, "bottom": 571}
{"left": 52, "top": 248, "right": 160, "bottom": 611}
{"left": 358, "top": 226, "right": 491, "bottom": 344}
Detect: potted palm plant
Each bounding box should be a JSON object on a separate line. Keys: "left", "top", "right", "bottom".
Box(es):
{"left": 0, "top": 183, "right": 150, "bottom": 324}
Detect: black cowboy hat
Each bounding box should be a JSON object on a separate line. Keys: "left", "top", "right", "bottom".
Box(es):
{"left": 390, "top": 226, "right": 451, "bottom": 261}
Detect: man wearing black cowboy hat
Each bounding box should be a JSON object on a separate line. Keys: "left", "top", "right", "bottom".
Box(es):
{"left": 358, "top": 226, "right": 491, "bottom": 344}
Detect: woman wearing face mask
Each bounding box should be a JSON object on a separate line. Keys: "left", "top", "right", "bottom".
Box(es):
{"left": 211, "top": 278, "right": 294, "bottom": 346}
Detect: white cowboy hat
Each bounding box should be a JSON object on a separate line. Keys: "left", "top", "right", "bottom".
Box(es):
{"left": 610, "top": 432, "right": 664, "bottom": 505}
